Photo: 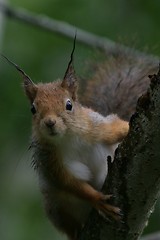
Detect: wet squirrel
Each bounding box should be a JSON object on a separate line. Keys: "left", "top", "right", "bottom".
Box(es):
{"left": 2, "top": 41, "right": 157, "bottom": 240}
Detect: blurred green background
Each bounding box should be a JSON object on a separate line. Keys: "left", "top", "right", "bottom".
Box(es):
{"left": 0, "top": 0, "right": 160, "bottom": 240}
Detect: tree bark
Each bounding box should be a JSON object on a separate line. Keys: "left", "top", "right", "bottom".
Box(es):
{"left": 79, "top": 69, "right": 160, "bottom": 239}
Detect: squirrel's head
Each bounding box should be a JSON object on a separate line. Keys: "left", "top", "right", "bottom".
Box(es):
{"left": 2, "top": 38, "right": 81, "bottom": 142}
{"left": 26, "top": 60, "right": 78, "bottom": 142}
{"left": 28, "top": 46, "right": 78, "bottom": 142}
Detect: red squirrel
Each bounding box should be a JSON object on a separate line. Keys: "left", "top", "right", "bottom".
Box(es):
{"left": 2, "top": 45, "right": 129, "bottom": 240}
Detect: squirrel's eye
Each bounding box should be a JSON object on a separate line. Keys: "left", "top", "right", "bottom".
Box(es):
{"left": 66, "top": 99, "right": 72, "bottom": 111}
{"left": 31, "top": 104, "right": 36, "bottom": 115}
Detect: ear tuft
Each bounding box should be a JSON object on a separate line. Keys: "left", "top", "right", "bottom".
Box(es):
{"left": 1, "top": 54, "right": 37, "bottom": 103}
{"left": 61, "top": 34, "right": 78, "bottom": 101}
{"left": 23, "top": 80, "right": 37, "bottom": 104}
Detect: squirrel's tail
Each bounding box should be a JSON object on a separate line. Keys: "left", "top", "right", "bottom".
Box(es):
{"left": 80, "top": 49, "right": 158, "bottom": 120}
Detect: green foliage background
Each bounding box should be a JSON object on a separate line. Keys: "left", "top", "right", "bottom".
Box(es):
{"left": 0, "top": 0, "right": 160, "bottom": 240}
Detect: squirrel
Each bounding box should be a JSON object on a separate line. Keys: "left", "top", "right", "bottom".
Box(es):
{"left": 2, "top": 41, "right": 129, "bottom": 240}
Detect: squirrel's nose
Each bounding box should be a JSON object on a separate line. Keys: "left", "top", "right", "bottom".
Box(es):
{"left": 45, "top": 119, "right": 56, "bottom": 129}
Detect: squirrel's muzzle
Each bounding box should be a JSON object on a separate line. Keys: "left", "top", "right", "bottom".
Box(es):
{"left": 45, "top": 119, "right": 56, "bottom": 129}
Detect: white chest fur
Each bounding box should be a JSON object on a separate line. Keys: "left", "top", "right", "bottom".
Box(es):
{"left": 38, "top": 135, "right": 117, "bottom": 225}
{"left": 60, "top": 136, "right": 116, "bottom": 190}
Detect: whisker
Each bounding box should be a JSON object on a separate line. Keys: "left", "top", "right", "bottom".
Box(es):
{"left": 6, "top": 145, "right": 31, "bottom": 190}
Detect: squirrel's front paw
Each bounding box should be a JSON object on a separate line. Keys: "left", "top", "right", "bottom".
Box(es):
{"left": 94, "top": 194, "right": 122, "bottom": 221}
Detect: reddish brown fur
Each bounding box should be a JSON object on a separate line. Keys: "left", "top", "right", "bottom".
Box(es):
{"left": 19, "top": 49, "right": 152, "bottom": 240}
{"left": 25, "top": 72, "right": 128, "bottom": 239}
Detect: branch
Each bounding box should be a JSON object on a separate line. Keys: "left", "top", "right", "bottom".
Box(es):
{"left": 0, "top": 0, "right": 6, "bottom": 49}
{"left": 79, "top": 69, "right": 160, "bottom": 239}
{"left": 0, "top": 2, "right": 158, "bottom": 61}
{"left": 141, "top": 232, "right": 160, "bottom": 240}
{"left": 0, "top": 2, "right": 118, "bottom": 52}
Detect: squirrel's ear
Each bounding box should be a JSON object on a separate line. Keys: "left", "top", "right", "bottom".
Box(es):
{"left": 61, "top": 35, "right": 78, "bottom": 101}
{"left": 61, "top": 59, "right": 78, "bottom": 101}
{"left": 1, "top": 54, "right": 37, "bottom": 103}
{"left": 23, "top": 76, "right": 37, "bottom": 103}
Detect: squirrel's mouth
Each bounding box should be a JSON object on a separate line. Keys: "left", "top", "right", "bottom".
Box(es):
{"left": 48, "top": 129, "right": 58, "bottom": 136}
{"left": 40, "top": 122, "right": 66, "bottom": 139}
{"left": 41, "top": 126, "right": 58, "bottom": 137}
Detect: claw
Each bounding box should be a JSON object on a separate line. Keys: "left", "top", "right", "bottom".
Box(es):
{"left": 118, "top": 209, "right": 123, "bottom": 217}
{"left": 98, "top": 210, "right": 112, "bottom": 222}
{"left": 94, "top": 195, "right": 124, "bottom": 221}
{"left": 103, "top": 194, "right": 113, "bottom": 200}
{"left": 95, "top": 202, "right": 121, "bottom": 221}
{"left": 120, "top": 219, "right": 125, "bottom": 224}
{"left": 93, "top": 192, "right": 124, "bottom": 222}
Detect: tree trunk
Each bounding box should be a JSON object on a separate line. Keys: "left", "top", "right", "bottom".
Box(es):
{"left": 79, "top": 69, "right": 160, "bottom": 240}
